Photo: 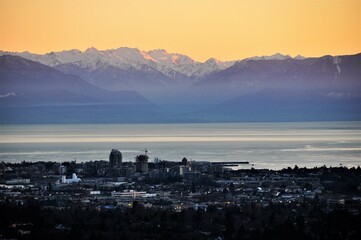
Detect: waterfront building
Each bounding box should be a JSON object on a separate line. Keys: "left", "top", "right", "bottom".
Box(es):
{"left": 109, "top": 149, "right": 122, "bottom": 168}
{"left": 136, "top": 155, "right": 149, "bottom": 173}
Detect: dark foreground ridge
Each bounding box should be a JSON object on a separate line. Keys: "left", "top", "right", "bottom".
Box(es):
{"left": 1, "top": 160, "right": 361, "bottom": 240}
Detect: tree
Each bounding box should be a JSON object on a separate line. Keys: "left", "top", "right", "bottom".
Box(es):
{"left": 229, "top": 182, "right": 235, "bottom": 192}
{"left": 48, "top": 182, "right": 52, "bottom": 192}
{"left": 191, "top": 182, "right": 196, "bottom": 193}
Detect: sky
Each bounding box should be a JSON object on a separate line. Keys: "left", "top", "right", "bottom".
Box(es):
{"left": 0, "top": 0, "right": 360, "bottom": 62}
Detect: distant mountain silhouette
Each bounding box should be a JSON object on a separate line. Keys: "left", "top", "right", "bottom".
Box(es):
{"left": 0, "top": 51, "right": 360, "bottom": 123}
{"left": 191, "top": 53, "right": 361, "bottom": 103}
{"left": 0, "top": 47, "right": 233, "bottom": 100}
{"left": 0, "top": 55, "right": 167, "bottom": 124}
{"left": 0, "top": 55, "right": 151, "bottom": 106}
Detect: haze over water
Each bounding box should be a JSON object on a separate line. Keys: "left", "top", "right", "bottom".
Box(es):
{"left": 0, "top": 121, "right": 360, "bottom": 170}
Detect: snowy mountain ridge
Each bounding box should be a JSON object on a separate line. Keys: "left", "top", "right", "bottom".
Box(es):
{"left": 0, "top": 47, "right": 303, "bottom": 79}
{"left": 0, "top": 47, "right": 236, "bottom": 78}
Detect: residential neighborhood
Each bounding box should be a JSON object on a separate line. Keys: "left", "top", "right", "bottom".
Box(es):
{"left": 1, "top": 150, "right": 360, "bottom": 239}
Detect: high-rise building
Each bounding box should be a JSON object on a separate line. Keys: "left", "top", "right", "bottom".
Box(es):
{"left": 109, "top": 149, "right": 122, "bottom": 168}
{"left": 136, "top": 154, "right": 149, "bottom": 173}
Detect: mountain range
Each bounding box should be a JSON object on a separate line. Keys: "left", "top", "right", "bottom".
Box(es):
{"left": 0, "top": 48, "right": 360, "bottom": 123}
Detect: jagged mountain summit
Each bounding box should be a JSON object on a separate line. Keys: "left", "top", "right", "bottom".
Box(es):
{"left": 0, "top": 48, "right": 309, "bottom": 78}
{"left": 0, "top": 47, "right": 234, "bottom": 80}
{"left": 0, "top": 48, "right": 308, "bottom": 93}
{"left": 0, "top": 50, "right": 360, "bottom": 123}
{"left": 0, "top": 48, "right": 238, "bottom": 100}
{"left": 244, "top": 53, "right": 292, "bottom": 61}
{"left": 0, "top": 48, "right": 316, "bottom": 99}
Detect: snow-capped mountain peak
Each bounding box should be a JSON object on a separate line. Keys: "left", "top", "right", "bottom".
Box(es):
{"left": 147, "top": 49, "right": 168, "bottom": 55}
{"left": 205, "top": 58, "right": 221, "bottom": 64}
{"left": 294, "top": 55, "right": 306, "bottom": 60}
{"left": 1, "top": 48, "right": 307, "bottom": 79}
{"left": 270, "top": 53, "right": 291, "bottom": 60}
{"left": 85, "top": 47, "right": 99, "bottom": 53}
{"left": 245, "top": 53, "right": 292, "bottom": 61}
{"left": 0, "top": 47, "right": 235, "bottom": 78}
{"left": 147, "top": 49, "right": 195, "bottom": 66}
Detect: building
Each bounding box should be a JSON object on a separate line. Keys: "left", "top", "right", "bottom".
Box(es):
{"left": 136, "top": 154, "right": 149, "bottom": 173}
{"left": 111, "top": 190, "right": 147, "bottom": 198}
{"left": 109, "top": 149, "right": 122, "bottom": 168}
{"left": 59, "top": 165, "right": 67, "bottom": 175}
{"left": 5, "top": 179, "right": 30, "bottom": 185}
{"left": 60, "top": 173, "right": 81, "bottom": 184}
{"left": 178, "top": 165, "right": 191, "bottom": 176}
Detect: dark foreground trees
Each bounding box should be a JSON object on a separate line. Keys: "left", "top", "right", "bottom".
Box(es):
{"left": 0, "top": 201, "right": 360, "bottom": 240}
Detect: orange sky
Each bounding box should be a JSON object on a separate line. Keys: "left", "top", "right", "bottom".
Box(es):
{"left": 0, "top": 0, "right": 360, "bottom": 61}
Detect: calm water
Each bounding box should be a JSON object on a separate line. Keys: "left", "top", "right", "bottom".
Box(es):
{"left": 0, "top": 122, "right": 360, "bottom": 169}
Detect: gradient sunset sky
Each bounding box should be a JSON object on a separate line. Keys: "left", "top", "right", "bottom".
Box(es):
{"left": 1, "top": 0, "right": 360, "bottom": 61}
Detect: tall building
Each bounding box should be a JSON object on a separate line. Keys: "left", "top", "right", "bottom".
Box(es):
{"left": 109, "top": 149, "right": 122, "bottom": 168}
{"left": 136, "top": 154, "right": 149, "bottom": 173}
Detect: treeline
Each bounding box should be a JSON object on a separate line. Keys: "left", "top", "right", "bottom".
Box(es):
{"left": 0, "top": 201, "right": 360, "bottom": 240}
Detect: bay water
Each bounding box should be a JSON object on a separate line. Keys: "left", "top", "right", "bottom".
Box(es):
{"left": 0, "top": 121, "right": 360, "bottom": 169}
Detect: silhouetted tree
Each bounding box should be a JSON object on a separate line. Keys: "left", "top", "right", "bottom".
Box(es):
{"left": 229, "top": 182, "right": 235, "bottom": 192}
{"left": 191, "top": 181, "right": 196, "bottom": 193}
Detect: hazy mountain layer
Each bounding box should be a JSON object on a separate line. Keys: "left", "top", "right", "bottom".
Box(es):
{"left": 0, "top": 55, "right": 152, "bottom": 105}
{"left": 0, "top": 55, "right": 166, "bottom": 123}
{"left": 0, "top": 51, "right": 360, "bottom": 123}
